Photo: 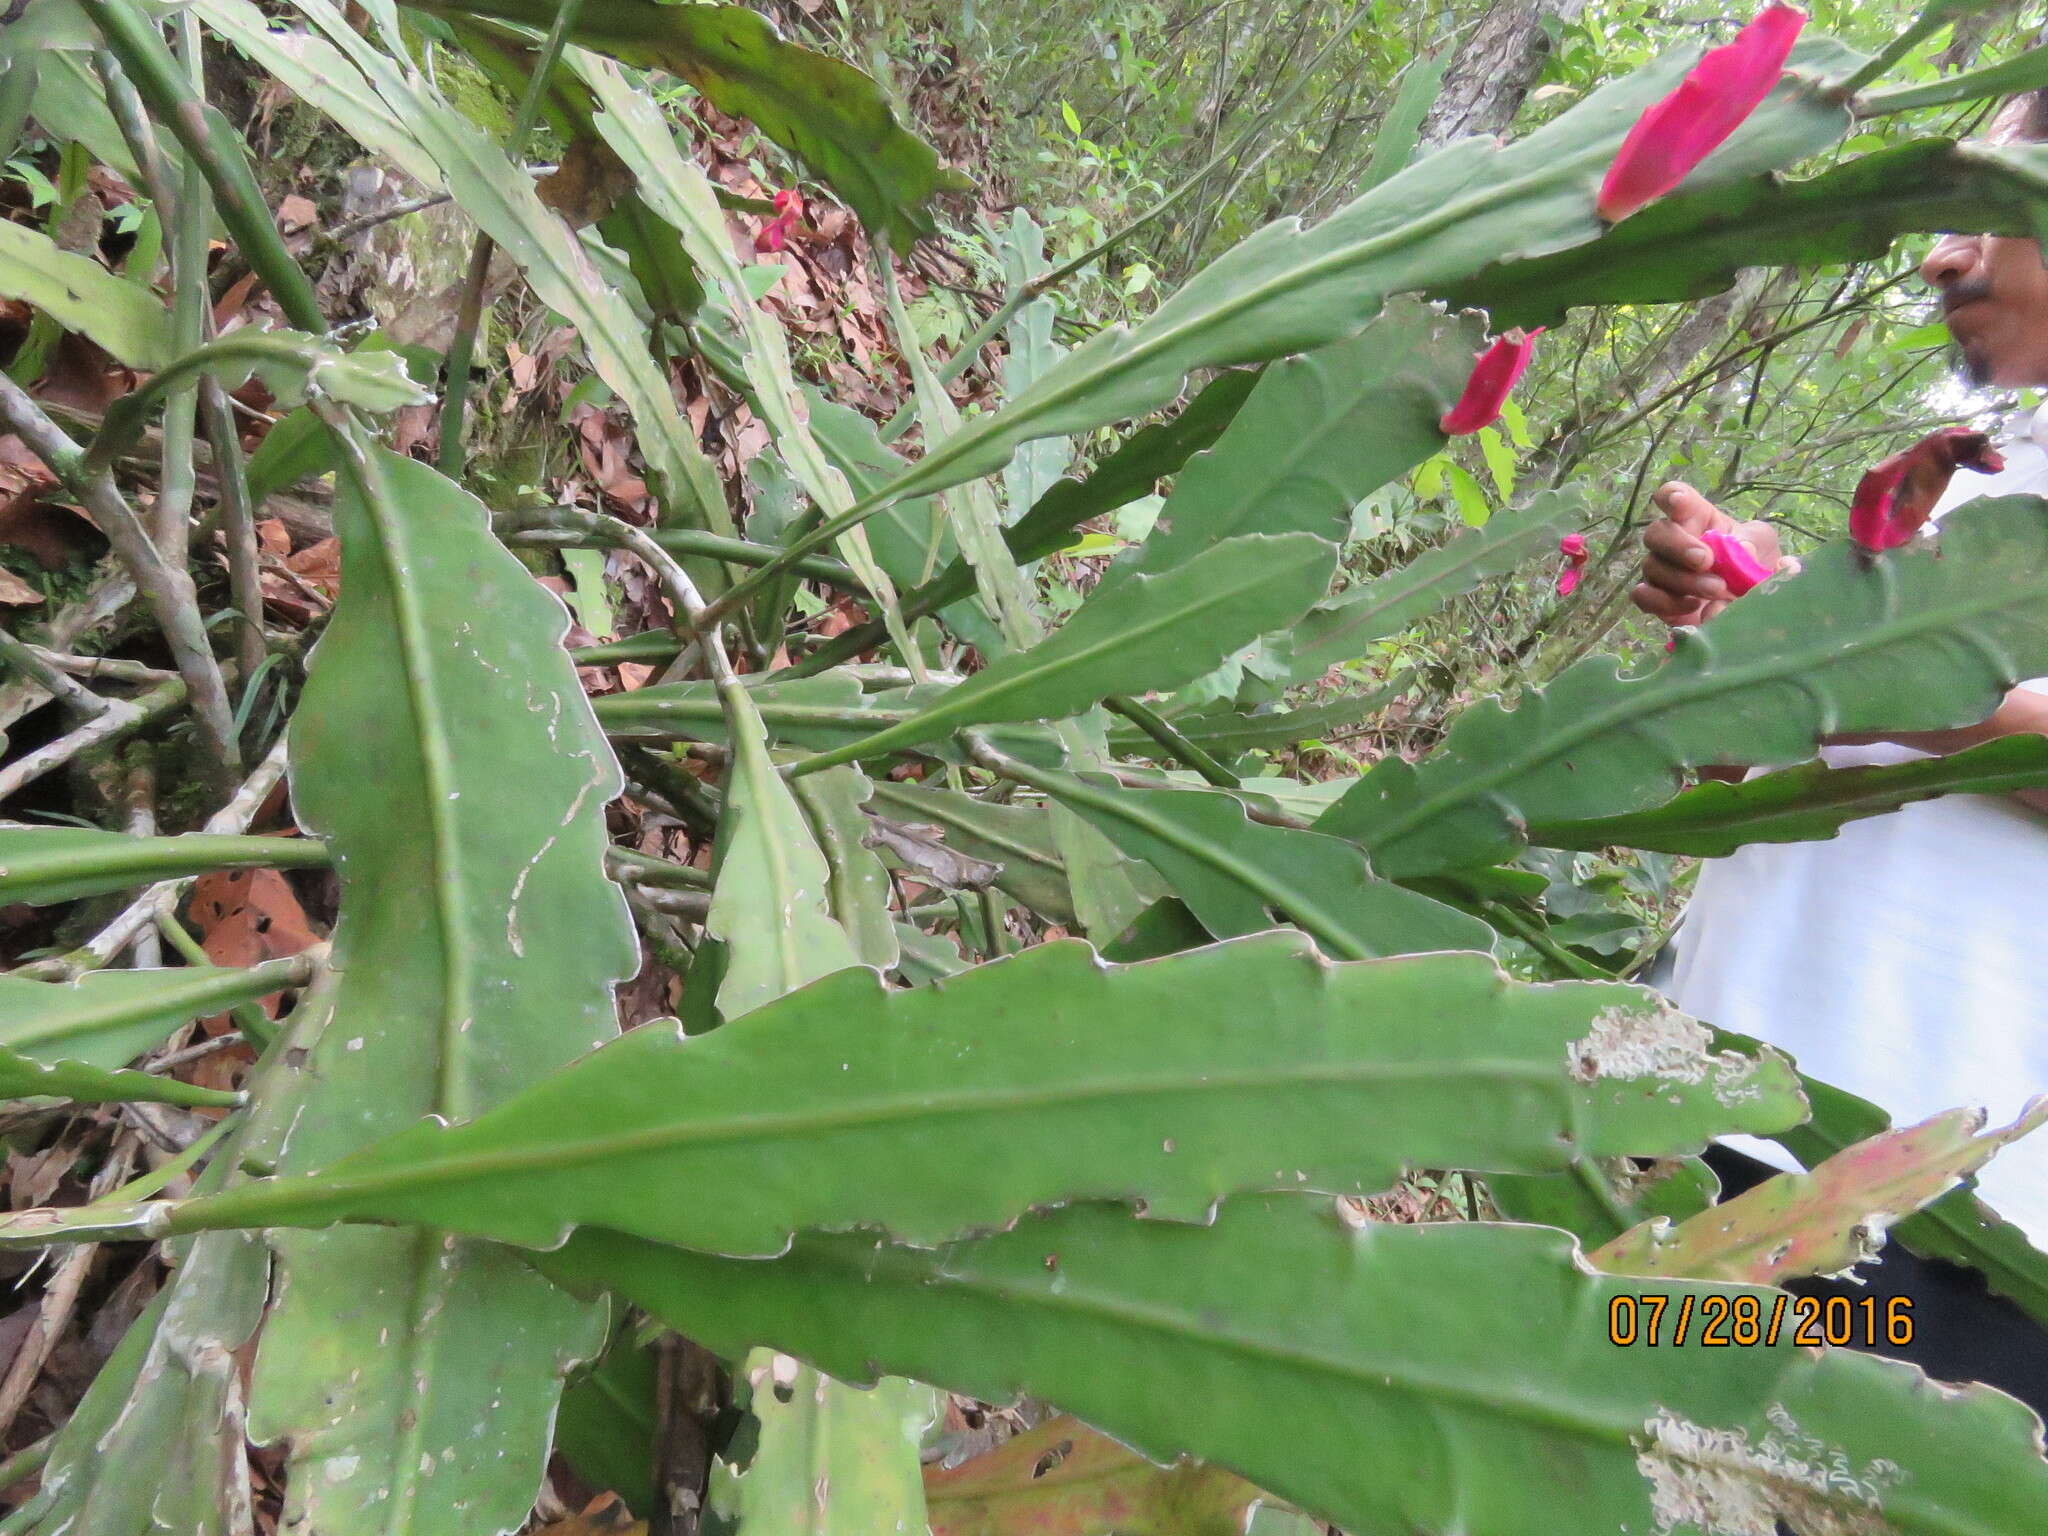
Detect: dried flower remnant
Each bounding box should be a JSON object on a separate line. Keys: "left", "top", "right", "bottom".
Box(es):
{"left": 1850, "top": 427, "right": 2006, "bottom": 552}
{"left": 1440, "top": 329, "right": 1542, "bottom": 436}
{"left": 1596, "top": 5, "right": 1806, "bottom": 223}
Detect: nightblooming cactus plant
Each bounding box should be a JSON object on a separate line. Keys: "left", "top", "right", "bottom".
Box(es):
{"left": 7, "top": 1, "right": 2048, "bottom": 1532}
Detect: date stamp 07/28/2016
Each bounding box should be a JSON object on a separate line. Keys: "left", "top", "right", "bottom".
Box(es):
{"left": 1607, "top": 1293, "right": 1915, "bottom": 1348}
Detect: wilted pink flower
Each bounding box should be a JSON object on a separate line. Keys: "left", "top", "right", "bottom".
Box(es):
{"left": 1596, "top": 6, "right": 1806, "bottom": 223}
{"left": 1441, "top": 328, "right": 1543, "bottom": 435}
{"left": 1557, "top": 531, "right": 1589, "bottom": 596}
{"left": 1700, "top": 529, "right": 1773, "bottom": 596}
{"left": 753, "top": 189, "right": 805, "bottom": 254}
{"left": 1850, "top": 427, "right": 2005, "bottom": 552}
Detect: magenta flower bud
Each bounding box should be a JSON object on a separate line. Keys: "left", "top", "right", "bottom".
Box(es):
{"left": 1700, "top": 529, "right": 1773, "bottom": 596}
{"left": 1440, "top": 328, "right": 1542, "bottom": 436}
{"left": 1596, "top": 6, "right": 1806, "bottom": 224}
{"left": 1556, "top": 531, "right": 1589, "bottom": 596}
{"left": 753, "top": 189, "right": 806, "bottom": 254}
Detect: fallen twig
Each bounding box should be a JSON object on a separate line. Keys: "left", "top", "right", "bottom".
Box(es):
{"left": 0, "top": 377, "right": 239, "bottom": 788}
{"left": 0, "top": 1135, "right": 138, "bottom": 1442}
{"left": 14, "top": 734, "right": 289, "bottom": 979}
{"left": 0, "top": 676, "right": 187, "bottom": 803}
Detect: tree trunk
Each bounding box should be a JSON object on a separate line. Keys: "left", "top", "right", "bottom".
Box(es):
{"left": 1419, "top": 0, "right": 1586, "bottom": 149}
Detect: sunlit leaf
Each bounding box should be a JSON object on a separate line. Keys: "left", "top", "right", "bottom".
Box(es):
{"left": 246, "top": 445, "right": 636, "bottom": 1536}
{"left": 542, "top": 1197, "right": 2048, "bottom": 1536}
{"left": 160, "top": 934, "right": 1802, "bottom": 1250}
{"left": 413, "top": 0, "right": 967, "bottom": 245}
{"left": 1319, "top": 498, "right": 2048, "bottom": 876}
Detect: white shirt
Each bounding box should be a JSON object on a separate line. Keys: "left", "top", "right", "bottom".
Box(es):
{"left": 1660, "top": 404, "right": 2048, "bottom": 1243}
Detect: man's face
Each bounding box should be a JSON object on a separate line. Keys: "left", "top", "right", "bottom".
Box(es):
{"left": 1921, "top": 232, "right": 2048, "bottom": 389}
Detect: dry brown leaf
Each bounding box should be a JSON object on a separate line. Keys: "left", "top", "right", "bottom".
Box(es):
{"left": 390, "top": 402, "right": 435, "bottom": 456}
{"left": 185, "top": 865, "right": 319, "bottom": 1091}
{"left": 507, "top": 342, "right": 542, "bottom": 397}
{"left": 190, "top": 868, "right": 318, "bottom": 963}
{"left": 283, "top": 536, "right": 341, "bottom": 596}
{"left": 211, "top": 271, "right": 262, "bottom": 330}
{"left": 533, "top": 1492, "right": 643, "bottom": 1536}
{"left": 0, "top": 494, "right": 103, "bottom": 572}
{"left": 0, "top": 567, "right": 42, "bottom": 605}
{"left": 537, "top": 138, "right": 636, "bottom": 230}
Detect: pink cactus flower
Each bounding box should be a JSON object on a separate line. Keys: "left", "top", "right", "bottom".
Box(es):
{"left": 1557, "top": 531, "right": 1589, "bottom": 596}
{"left": 1700, "top": 529, "right": 1774, "bottom": 596}
{"left": 1850, "top": 427, "right": 2006, "bottom": 552}
{"left": 1596, "top": 6, "right": 1806, "bottom": 223}
{"left": 1440, "top": 328, "right": 1543, "bottom": 436}
{"left": 753, "top": 189, "right": 805, "bottom": 254}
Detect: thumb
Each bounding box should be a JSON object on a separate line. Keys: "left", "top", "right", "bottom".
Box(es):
{"left": 1655, "top": 481, "right": 1723, "bottom": 535}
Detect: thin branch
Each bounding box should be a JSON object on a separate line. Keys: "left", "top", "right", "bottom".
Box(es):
{"left": 0, "top": 675, "right": 186, "bottom": 803}
{"left": 0, "top": 628, "right": 113, "bottom": 718}
{"left": 0, "top": 376, "right": 240, "bottom": 786}
{"left": 25, "top": 647, "right": 177, "bottom": 685}
{"left": 123, "top": 749, "right": 161, "bottom": 969}
{"left": 606, "top": 846, "right": 713, "bottom": 890}
{"left": 1102, "top": 694, "right": 1240, "bottom": 787}
{"left": 0, "top": 1433, "right": 54, "bottom": 1498}
{"left": 152, "top": 11, "right": 212, "bottom": 560}
{"left": 199, "top": 377, "right": 268, "bottom": 679}
{"left": 629, "top": 884, "right": 712, "bottom": 920}
{"left": 93, "top": 50, "right": 177, "bottom": 215}
{"left": 498, "top": 507, "right": 861, "bottom": 586}
{"left": 325, "top": 191, "right": 453, "bottom": 246}
{"left": 14, "top": 734, "right": 291, "bottom": 980}
{"left": 439, "top": 0, "right": 587, "bottom": 474}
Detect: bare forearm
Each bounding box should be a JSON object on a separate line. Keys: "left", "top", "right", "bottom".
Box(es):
{"left": 1828, "top": 687, "right": 2048, "bottom": 814}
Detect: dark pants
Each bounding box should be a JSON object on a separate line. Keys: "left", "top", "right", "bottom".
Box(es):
{"left": 1705, "top": 1146, "right": 2048, "bottom": 1419}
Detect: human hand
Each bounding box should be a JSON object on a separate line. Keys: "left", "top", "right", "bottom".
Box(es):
{"left": 1630, "top": 481, "right": 1795, "bottom": 627}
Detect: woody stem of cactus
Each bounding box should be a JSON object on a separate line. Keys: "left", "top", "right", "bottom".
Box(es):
{"left": 439, "top": 0, "right": 589, "bottom": 476}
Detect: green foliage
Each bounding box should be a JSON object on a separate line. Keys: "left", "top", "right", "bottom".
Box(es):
{"left": 540, "top": 1200, "right": 2048, "bottom": 1536}
{"left": 0, "top": 829, "right": 325, "bottom": 906}
{"left": 418, "top": 0, "right": 968, "bottom": 245}
{"left": 1320, "top": 499, "right": 2048, "bottom": 876}
{"left": 11, "top": 2, "right": 2048, "bottom": 1530}
{"left": 1531, "top": 733, "right": 2048, "bottom": 856}
{"left": 709, "top": 1356, "right": 933, "bottom": 1534}
{"left": 792, "top": 533, "right": 1336, "bottom": 769}
{"left": 149, "top": 935, "right": 1800, "bottom": 1249}
{"left": 1036, "top": 775, "right": 1495, "bottom": 958}
{"left": 0, "top": 960, "right": 307, "bottom": 1073}
{"left": 0, "top": 217, "right": 172, "bottom": 367}
{"left": 247, "top": 444, "right": 635, "bottom": 1536}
